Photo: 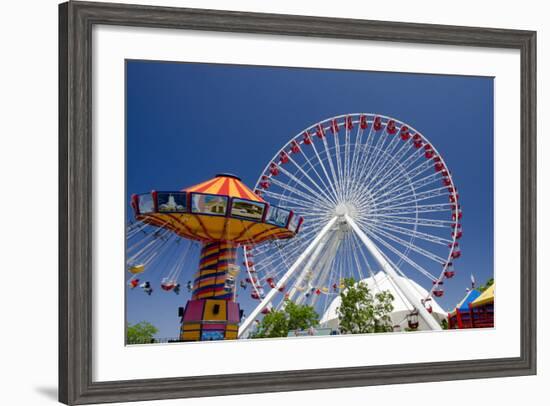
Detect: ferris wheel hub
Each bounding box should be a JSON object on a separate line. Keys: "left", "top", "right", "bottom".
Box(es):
{"left": 334, "top": 202, "right": 356, "bottom": 218}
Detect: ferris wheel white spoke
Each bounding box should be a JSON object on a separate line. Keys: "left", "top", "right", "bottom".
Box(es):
{"left": 363, "top": 145, "right": 426, "bottom": 197}
{"left": 250, "top": 229, "right": 326, "bottom": 275}
{"left": 349, "top": 125, "right": 374, "bottom": 196}
{"left": 365, "top": 214, "right": 454, "bottom": 229}
{"left": 260, "top": 188, "right": 331, "bottom": 212}
{"left": 343, "top": 121, "right": 352, "bottom": 200}
{"left": 356, "top": 224, "right": 438, "bottom": 283}
{"left": 367, "top": 219, "right": 452, "bottom": 245}
{"left": 357, "top": 218, "right": 447, "bottom": 264}
{"left": 370, "top": 161, "right": 437, "bottom": 203}
{"left": 349, "top": 123, "right": 377, "bottom": 198}
{"left": 359, "top": 125, "right": 392, "bottom": 186}
{"left": 274, "top": 167, "right": 336, "bottom": 209}
{"left": 368, "top": 152, "right": 434, "bottom": 198}
{"left": 372, "top": 203, "right": 452, "bottom": 216}
{"left": 285, "top": 153, "right": 340, "bottom": 205}
{"left": 307, "top": 136, "right": 342, "bottom": 201}
{"left": 350, "top": 231, "right": 378, "bottom": 283}
{"left": 372, "top": 186, "right": 449, "bottom": 209}
{"left": 331, "top": 128, "right": 345, "bottom": 195}
{"left": 363, "top": 138, "right": 416, "bottom": 194}
{"left": 319, "top": 132, "right": 344, "bottom": 201}
{"left": 364, "top": 129, "right": 405, "bottom": 190}
{"left": 372, "top": 171, "right": 445, "bottom": 206}
{"left": 297, "top": 145, "right": 341, "bottom": 205}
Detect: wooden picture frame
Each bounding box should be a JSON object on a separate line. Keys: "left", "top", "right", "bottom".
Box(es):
{"left": 59, "top": 1, "right": 536, "bottom": 404}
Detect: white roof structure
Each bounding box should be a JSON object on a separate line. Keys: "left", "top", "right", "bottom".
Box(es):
{"left": 319, "top": 271, "right": 447, "bottom": 331}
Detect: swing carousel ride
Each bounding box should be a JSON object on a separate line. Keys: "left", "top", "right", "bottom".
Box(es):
{"left": 127, "top": 113, "right": 463, "bottom": 341}
{"left": 128, "top": 174, "right": 303, "bottom": 341}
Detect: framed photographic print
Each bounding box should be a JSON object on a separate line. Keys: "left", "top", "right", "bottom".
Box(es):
{"left": 59, "top": 1, "right": 536, "bottom": 404}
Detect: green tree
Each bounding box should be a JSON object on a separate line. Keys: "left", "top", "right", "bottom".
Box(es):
{"left": 337, "top": 277, "right": 394, "bottom": 334}
{"left": 476, "top": 277, "right": 494, "bottom": 292}
{"left": 251, "top": 301, "right": 319, "bottom": 339}
{"left": 126, "top": 321, "right": 158, "bottom": 344}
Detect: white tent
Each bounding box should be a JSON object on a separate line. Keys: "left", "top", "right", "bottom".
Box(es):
{"left": 319, "top": 271, "right": 447, "bottom": 331}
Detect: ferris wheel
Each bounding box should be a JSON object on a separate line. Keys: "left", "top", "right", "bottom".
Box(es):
{"left": 239, "top": 113, "right": 463, "bottom": 336}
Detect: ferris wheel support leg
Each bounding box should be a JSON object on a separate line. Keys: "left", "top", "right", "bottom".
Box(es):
{"left": 238, "top": 216, "right": 339, "bottom": 338}
{"left": 344, "top": 215, "right": 442, "bottom": 331}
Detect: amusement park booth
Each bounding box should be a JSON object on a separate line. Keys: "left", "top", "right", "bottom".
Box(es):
{"left": 448, "top": 285, "right": 494, "bottom": 329}
{"left": 469, "top": 284, "right": 495, "bottom": 328}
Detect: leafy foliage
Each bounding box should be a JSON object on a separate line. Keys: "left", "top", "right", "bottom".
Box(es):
{"left": 337, "top": 277, "right": 394, "bottom": 334}
{"left": 126, "top": 321, "right": 158, "bottom": 344}
{"left": 476, "top": 277, "right": 494, "bottom": 292}
{"left": 251, "top": 300, "right": 319, "bottom": 338}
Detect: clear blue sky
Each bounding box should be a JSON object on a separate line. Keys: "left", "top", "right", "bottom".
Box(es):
{"left": 126, "top": 60, "right": 494, "bottom": 339}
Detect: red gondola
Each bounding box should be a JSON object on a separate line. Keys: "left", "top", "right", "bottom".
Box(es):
{"left": 386, "top": 120, "right": 397, "bottom": 135}
{"left": 261, "top": 307, "right": 270, "bottom": 315}
{"left": 290, "top": 140, "right": 301, "bottom": 154}
{"left": 360, "top": 114, "right": 368, "bottom": 129}
{"left": 330, "top": 119, "right": 339, "bottom": 134}
{"left": 400, "top": 125, "right": 411, "bottom": 141}
{"left": 266, "top": 277, "right": 276, "bottom": 289}
{"left": 452, "top": 208, "right": 463, "bottom": 221}
{"left": 407, "top": 311, "right": 419, "bottom": 329}
{"left": 442, "top": 177, "right": 452, "bottom": 186}
{"left": 270, "top": 163, "right": 279, "bottom": 176}
{"left": 278, "top": 285, "right": 286, "bottom": 292}
{"left": 413, "top": 133, "right": 423, "bottom": 148}
{"left": 433, "top": 289, "right": 444, "bottom": 297}
{"left": 316, "top": 124, "right": 325, "bottom": 139}
{"left": 424, "top": 144, "right": 435, "bottom": 159}
{"left": 259, "top": 175, "right": 270, "bottom": 189}
{"left": 373, "top": 116, "right": 382, "bottom": 131}
{"left": 251, "top": 291, "right": 260, "bottom": 300}
{"left": 280, "top": 151, "right": 289, "bottom": 164}
{"left": 444, "top": 270, "right": 456, "bottom": 278}
{"left": 434, "top": 162, "right": 445, "bottom": 172}
{"left": 452, "top": 223, "right": 463, "bottom": 239}
{"left": 449, "top": 242, "right": 462, "bottom": 259}
{"left": 303, "top": 131, "right": 312, "bottom": 145}
{"left": 346, "top": 115, "right": 354, "bottom": 130}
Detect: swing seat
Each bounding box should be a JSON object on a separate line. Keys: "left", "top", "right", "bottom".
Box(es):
{"left": 128, "top": 264, "right": 145, "bottom": 274}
